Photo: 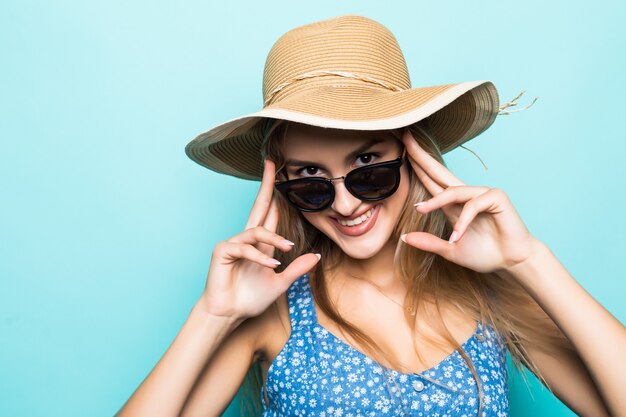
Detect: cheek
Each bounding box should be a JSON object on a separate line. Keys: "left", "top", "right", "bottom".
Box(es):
{"left": 302, "top": 212, "right": 325, "bottom": 230}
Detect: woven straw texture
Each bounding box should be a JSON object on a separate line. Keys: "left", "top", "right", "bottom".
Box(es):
{"left": 185, "top": 15, "right": 500, "bottom": 180}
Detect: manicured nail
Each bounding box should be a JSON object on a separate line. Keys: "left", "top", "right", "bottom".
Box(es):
{"left": 448, "top": 231, "right": 458, "bottom": 244}
{"left": 281, "top": 239, "right": 295, "bottom": 246}
{"left": 268, "top": 258, "right": 281, "bottom": 265}
{"left": 400, "top": 233, "right": 407, "bottom": 243}
{"left": 314, "top": 253, "right": 321, "bottom": 260}
{"left": 414, "top": 202, "right": 426, "bottom": 207}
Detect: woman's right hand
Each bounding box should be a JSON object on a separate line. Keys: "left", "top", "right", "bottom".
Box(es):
{"left": 197, "top": 159, "right": 321, "bottom": 320}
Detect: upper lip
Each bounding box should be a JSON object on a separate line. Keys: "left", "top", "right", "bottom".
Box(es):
{"left": 331, "top": 204, "right": 377, "bottom": 222}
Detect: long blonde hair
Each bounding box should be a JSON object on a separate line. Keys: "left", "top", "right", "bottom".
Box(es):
{"left": 238, "top": 119, "right": 572, "bottom": 416}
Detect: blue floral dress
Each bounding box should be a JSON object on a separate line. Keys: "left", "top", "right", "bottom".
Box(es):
{"left": 261, "top": 273, "right": 509, "bottom": 416}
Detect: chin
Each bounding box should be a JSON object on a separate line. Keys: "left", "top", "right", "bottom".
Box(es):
{"left": 334, "top": 237, "right": 389, "bottom": 260}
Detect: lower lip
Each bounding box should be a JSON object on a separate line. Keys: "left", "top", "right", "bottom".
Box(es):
{"left": 331, "top": 204, "right": 381, "bottom": 237}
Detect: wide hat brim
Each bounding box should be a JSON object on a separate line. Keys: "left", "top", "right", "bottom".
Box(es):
{"left": 185, "top": 79, "right": 499, "bottom": 181}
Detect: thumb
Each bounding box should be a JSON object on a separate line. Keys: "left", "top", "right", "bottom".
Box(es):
{"left": 276, "top": 253, "right": 321, "bottom": 291}
{"left": 402, "top": 232, "right": 454, "bottom": 260}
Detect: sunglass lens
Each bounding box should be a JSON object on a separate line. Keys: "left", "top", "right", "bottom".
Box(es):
{"left": 349, "top": 166, "right": 398, "bottom": 199}
{"left": 285, "top": 180, "right": 333, "bottom": 211}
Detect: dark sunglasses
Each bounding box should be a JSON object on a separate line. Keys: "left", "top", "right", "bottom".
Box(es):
{"left": 274, "top": 148, "right": 407, "bottom": 212}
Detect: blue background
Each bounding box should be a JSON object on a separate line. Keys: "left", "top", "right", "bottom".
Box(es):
{"left": 1, "top": 1, "right": 624, "bottom": 416}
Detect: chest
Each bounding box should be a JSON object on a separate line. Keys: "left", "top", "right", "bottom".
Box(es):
{"left": 260, "top": 298, "right": 509, "bottom": 416}
{"left": 262, "top": 291, "right": 480, "bottom": 377}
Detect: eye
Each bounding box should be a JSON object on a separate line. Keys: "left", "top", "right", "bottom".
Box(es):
{"left": 294, "top": 166, "right": 322, "bottom": 177}
{"left": 355, "top": 152, "right": 381, "bottom": 167}
{"left": 293, "top": 152, "right": 382, "bottom": 178}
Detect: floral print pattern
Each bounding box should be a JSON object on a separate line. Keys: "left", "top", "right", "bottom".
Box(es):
{"left": 261, "top": 273, "right": 509, "bottom": 416}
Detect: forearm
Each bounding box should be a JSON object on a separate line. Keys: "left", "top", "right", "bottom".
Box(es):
{"left": 116, "top": 300, "right": 245, "bottom": 417}
{"left": 502, "top": 239, "right": 626, "bottom": 416}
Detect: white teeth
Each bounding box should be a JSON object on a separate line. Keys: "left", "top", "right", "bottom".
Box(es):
{"left": 337, "top": 206, "right": 375, "bottom": 227}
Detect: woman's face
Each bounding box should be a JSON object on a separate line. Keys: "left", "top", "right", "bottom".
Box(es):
{"left": 278, "top": 123, "right": 410, "bottom": 260}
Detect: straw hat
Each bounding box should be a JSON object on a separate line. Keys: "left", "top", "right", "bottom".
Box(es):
{"left": 185, "top": 14, "right": 502, "bottom": 180}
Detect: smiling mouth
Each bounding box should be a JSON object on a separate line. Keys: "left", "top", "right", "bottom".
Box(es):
{"left": 334, "top": 206, "right": 376, "bottom": 227}
{"left": 330, "top": 204, "right": 381, "bottom": 237}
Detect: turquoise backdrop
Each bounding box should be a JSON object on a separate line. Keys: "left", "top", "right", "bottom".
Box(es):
{"left": 1, "top": 1, "right": 624, "bottom": 416}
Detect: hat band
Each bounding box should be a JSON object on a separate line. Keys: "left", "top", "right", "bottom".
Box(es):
{"left": 264, "top": 70, "right": 407, "bottom": 107}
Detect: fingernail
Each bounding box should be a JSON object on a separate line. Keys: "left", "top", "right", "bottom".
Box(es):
{"left": 314, "top": 253, "right": 321, "bottom": 260}
{"left": 281, "top": 239, "right": 295, "bottom": 246}
{"left": 414, "top": 202, "right": 426, "bottom": 207}
{"left": 268, "top": 258, "right": 281, "bottom": 265}
{"left": 400, "top": 233, "right": 407, "bottom": 243}
{"left": 448, "top": 231, "right": 458, "bottom": 244}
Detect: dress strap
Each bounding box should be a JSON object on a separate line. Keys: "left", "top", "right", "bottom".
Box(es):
{"left": 286, "top": 272, "right": 316, "bottom": 330}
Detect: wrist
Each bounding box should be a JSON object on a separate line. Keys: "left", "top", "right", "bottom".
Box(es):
{"left": 497, "top": 238, "right": 551, "bottom": 283}
{"left": 191, "top": 297, "right": 245, "bottom": 329}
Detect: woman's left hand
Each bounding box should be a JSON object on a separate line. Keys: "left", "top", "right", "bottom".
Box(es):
{"left": 400, "top": 128, "right": 539, "bottom": 274}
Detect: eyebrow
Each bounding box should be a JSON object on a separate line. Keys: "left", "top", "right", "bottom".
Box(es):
{"left": 284, "top": 137, "right": 386, "bottom": 169}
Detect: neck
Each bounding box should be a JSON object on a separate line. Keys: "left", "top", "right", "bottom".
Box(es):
{"left": 333, "top": 236, "right": 402, "bottom": 289}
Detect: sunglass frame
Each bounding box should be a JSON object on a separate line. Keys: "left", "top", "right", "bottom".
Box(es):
{"left": 274, "top": 148, "right": 407, "bottom": 212}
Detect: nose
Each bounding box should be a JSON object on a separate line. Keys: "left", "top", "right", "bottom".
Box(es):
{"left": 330, "top": 179, "right": 361, "bottom": 217}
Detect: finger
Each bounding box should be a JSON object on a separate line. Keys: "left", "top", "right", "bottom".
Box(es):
{"left": 274, "top": 253, "right": 321, "bottom": 292}
{"left": 414, "top": 184, "right": 490, "bottom": 225}
{"left": 410, "top": 158, "right": 444, "bottom": 197}
{"left": 263, "top": 194, "right": 280, "bottom": 233}
{"left": 448, "top": 188, "right": 504, "bottom": 243}
{"left": 245, "top": 159, "right": 276, "bottom": 230}
{"left": 400, "top": 232, "right": 455, "bottom": 261}
{"left": 411, "top": 162, "right": 461, "bottom": 220}
{"left": 402, "top": 128, "right": 465, "bottom": 188}
{"left": 215, "top": 241, "right": 283, "bottom": 268}
{"left": 415, "top": 185, "right": 491, "bottom": 213}
{"left": 228, "top": 225, "right": 294, "bottom": 257}
{"left": 257, "top": 195, "right": 282, "bottom": 256}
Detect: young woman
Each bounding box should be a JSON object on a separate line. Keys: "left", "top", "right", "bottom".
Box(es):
{"left": 116, "top": 15, "right": 625, "bottom": 417}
